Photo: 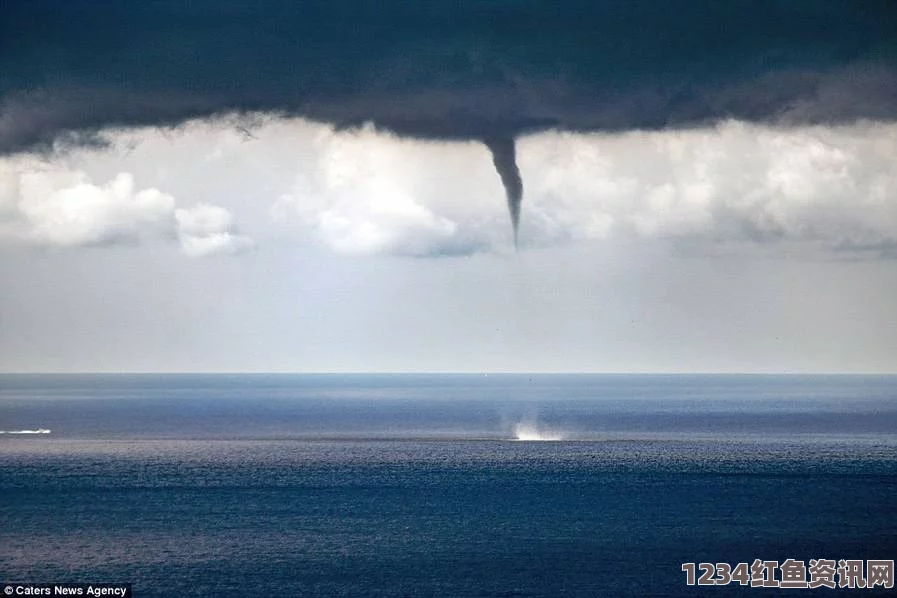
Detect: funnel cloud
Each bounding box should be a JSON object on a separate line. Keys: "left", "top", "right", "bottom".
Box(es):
{"left": 483, "top": 137, "right": 523, "bottom": 246}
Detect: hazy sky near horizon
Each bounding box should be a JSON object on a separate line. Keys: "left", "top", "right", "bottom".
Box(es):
{"left": 2, "top": 1, "right": 897, "bottom": 373}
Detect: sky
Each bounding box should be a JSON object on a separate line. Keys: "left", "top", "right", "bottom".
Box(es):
{"left": 1, "top": 1, "right": 897, "bottom": 373}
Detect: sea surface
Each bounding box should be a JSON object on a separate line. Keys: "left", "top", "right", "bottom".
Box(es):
{"left": 1, "top": 374, "right": 895, "bottom": 596}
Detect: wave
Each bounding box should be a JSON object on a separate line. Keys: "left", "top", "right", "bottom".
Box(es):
{"left": 0, "top": 428, "right": 51, "bottom": 434}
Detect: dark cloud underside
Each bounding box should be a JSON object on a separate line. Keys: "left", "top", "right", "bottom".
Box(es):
{"left": 2, "top": 0, "right": 897, "bottom": 153}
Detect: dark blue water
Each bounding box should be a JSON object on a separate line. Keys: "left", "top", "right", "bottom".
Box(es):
{"left": 1, "top": 375, "right": 895, "bottom": 596}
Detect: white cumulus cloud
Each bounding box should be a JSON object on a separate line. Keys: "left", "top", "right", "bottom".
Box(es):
{"left": 16, "top": 171, "right": 174, "bottom": 247}
{"left": 272, "top": 124, "right": 507, "bottom": 257}
{"left": 0, "top": 160, "right": 251, "bottom": 257}
{"left": 175, "top": 203, "right": 253, "bottom": 257}
{"left": 270, "top": 119, "right": 897, "bottom": 258}
{"left": 8, "top": 117, "right": 896, "bottom": 260}
{"left": 521, "top": 121, "right": 897, "bottom": 254}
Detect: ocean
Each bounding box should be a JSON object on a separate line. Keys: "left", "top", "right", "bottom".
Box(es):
{"left": 1, "top": 374, "right": 895, "bottom": 596}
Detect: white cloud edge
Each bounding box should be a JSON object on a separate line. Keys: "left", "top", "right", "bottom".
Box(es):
{"left": 3, "top": 117, "right": 897, "bottom": 259}
{"left": 270, "top": 119, "right": 897, "bottom": 258}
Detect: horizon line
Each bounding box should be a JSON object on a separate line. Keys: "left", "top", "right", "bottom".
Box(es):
{"left": 1, "top": 371, "right": 895, "bottom": 377}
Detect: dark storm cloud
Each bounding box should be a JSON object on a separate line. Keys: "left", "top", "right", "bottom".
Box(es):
{"left": 2, "top": 0, "right": 897, "bottom": 154}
